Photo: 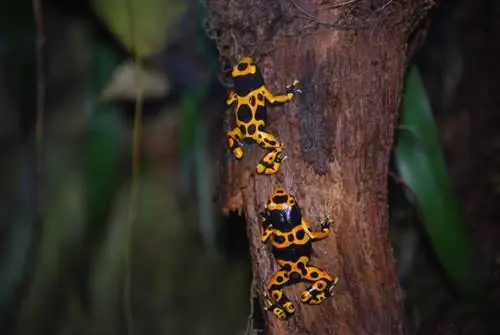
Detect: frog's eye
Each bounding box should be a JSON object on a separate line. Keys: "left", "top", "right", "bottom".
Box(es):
{"left": 237, "top": 62, "right": 248, "bottom": 71}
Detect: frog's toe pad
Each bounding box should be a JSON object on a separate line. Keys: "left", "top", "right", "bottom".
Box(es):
{"left": 232, "top": 147, "right": 244, "bottom": 159}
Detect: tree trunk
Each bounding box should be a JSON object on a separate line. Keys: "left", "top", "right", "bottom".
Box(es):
{"left": 203, "top": 1, "right": 434, "bottom": 334}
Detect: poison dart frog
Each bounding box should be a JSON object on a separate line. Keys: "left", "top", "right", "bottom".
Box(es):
{"left": 226, "top": 57, "right": 301, "bottom": 175}
{"left": 260, "top": 188, "right": 338, "bottom": 320}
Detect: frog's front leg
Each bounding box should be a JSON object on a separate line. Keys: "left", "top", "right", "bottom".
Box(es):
{"left": 254, "top": 131, "right": 286, "bottom": 175}
{"left": 260, "top": 209, "right": 274, "bottom": 242}
{"left": 226, "top": 91, "right": 237, "bottom": 105}
{"left": 302, "top": 216, "right": 333, "bottom": 241}
{"left": 263, "top": 80, "right": 301, "bottom": 106}
{"left": 227, "top": 127, "right": 244, "bottom": 160}
{"left": 261, "top": 224, "right": 273, "bottom": 242}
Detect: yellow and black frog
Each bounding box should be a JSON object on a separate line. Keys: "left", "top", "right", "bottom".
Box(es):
{"left": 226, "top": 57, "right": 301, "bottom": 175}
{"left": 260, "top": 188, "right": 339, "bottom": 320}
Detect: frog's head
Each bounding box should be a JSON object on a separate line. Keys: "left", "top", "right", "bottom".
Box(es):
{"left": 266, "top": 188, "right": 297, "bottom": 211}
{"left": 232, "top": 56, "right": 257, "bottom": 78}
{"left": 263, "top": 188, "right": 301, "bottom": 228}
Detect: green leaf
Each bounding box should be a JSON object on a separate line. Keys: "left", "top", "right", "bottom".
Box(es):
{"left": 73, "top": 33, "right": 123, "bottom": 307}
{"left": 394, "top": 66, "right": 484, "bottom": 301}
{"left": 179, "top": 93, "right": 198, "bottom": 155}
{"left": 91, "top": 0, "right": 187, "bottom": 57}
{"left": 85, "top": 32, "right": 122, "bottom": 241}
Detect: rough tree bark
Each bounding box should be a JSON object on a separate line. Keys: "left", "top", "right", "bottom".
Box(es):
{"left": 203, "top": 1, "right": 434, "bottom": 334}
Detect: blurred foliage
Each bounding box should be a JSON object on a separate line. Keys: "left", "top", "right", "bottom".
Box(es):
{"left": 78, "top": 29, "right": 123, "bottom": 314}
{"left": 0, "top": 2, "right": 37, "bottom": 330}
{"left": 394, "top": 66, "right": 483, "bottom": 301}
{"left": 1, "top": 2, "right": 33, "bottom": 39}
{"left": 180, "top": 93, "right": 199, "bottom": 155}
{"left": 178, "top": 3, "right": 219, "bottom": 157}
{"left": 102, "top": 60, "right": 171, "bottom": 101}
{"left": 91, "top": 0, "right": 187, "bottom": 57}
{"left": 0, "top": 0, "right": 249, "bottom": 334}
{"left": 87, "top": 30, "right": 121, "bottom": 242}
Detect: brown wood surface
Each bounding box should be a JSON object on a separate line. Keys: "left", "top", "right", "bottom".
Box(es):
{"left": 204, "top": 1, "right": 434, "bottom": 334}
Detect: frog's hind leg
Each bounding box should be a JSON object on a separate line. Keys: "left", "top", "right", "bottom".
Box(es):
{"left": 263, "top": 270, "right": 296, "bottom": 320}
{"left": 227, "top": 127, "right": 244, "bottom": 159}
{"left": 300, "top": 265, "right": 338, "bottom": 305}
{"left": 254, "top": 131, "right": 285, "bottom": 175}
